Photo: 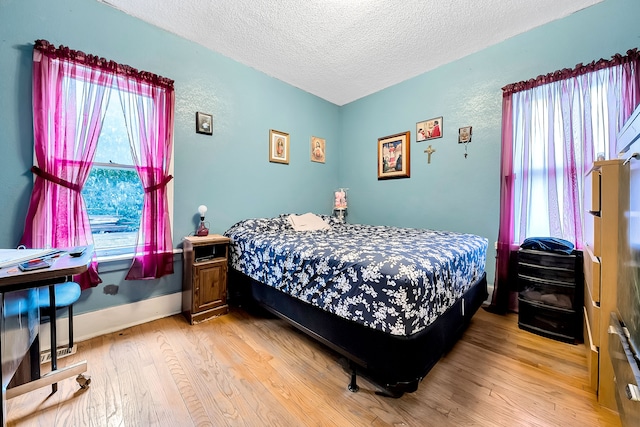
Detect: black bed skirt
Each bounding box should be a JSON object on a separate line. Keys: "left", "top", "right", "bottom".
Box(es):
{"left": 228, "top": 269, "right": 488, "bottom": 396}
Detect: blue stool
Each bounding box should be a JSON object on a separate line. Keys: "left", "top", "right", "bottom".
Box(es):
{"left": 39, "top": 282, "right": 81, "bottom": 354}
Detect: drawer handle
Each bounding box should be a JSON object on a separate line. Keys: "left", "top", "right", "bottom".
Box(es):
{"left": 626, "top": 384, "right": 640, "bottom": 401}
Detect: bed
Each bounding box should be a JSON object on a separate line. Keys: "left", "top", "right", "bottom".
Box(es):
{"left": 224, "top": 214, "right": 488, "bottom": 397}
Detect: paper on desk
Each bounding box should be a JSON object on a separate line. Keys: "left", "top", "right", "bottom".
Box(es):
{"left": 0, "top": 249, "right": 58, "bottom": 268}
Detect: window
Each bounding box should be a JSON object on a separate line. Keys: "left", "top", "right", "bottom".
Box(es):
{"left": 38, "top": 76, "right": 176, "bottom": 258}
{"left": 22, "top": 40, "right": 176, "bottom": 286}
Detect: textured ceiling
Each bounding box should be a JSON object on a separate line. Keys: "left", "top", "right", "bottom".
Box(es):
{"left": 98, "top": 0, "right": 602, "bottom": 106}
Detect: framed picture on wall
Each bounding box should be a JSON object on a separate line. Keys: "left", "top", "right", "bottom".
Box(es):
{"left": 196, "top": 112, "right": 213, "bottom": 135}
{"left": 458, "top": 126, "right": 472, "bottom": 143}
{"left": 378, "top": 131, "right": 410, "bottom": 180}
{"left": 269, "top": 129, "right": 290, "bottom": 164}
{"left": 416, "top": 116, "right": 442, "bottom": 141}
{"left": 310, "top": 136, "right": 326, "bottom": 163}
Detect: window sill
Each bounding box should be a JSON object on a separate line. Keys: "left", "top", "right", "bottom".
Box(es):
{"left": 96, "top": 247, "right": 183, "bottom": 263}
{"left": 96, "top": 248, "right": 183, "bottom": 273}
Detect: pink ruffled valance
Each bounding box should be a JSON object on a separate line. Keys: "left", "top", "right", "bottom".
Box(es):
{"left": 34, "top": 39, "right": 174, "bottom": 90}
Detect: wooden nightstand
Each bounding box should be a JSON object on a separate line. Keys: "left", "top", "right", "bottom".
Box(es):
{"left": 182, "top": 234, "right": 230, "bottom": 324}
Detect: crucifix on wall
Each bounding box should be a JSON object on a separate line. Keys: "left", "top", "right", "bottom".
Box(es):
{"left": 424, "top": 145, "right": 436, "bottom": 164}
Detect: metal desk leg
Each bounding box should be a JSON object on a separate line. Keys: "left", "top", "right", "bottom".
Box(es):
{"left": 48, "top": 283, "right": 57, "bottom": 394}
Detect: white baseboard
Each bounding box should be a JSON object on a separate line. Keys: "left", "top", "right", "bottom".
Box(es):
{"left": 39, "top": 292, "right": 182, "bottom": 351}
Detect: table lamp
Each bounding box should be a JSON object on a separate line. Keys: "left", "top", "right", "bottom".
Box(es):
{"left": 196, "top": 205, "right": 209, "bottom": 236}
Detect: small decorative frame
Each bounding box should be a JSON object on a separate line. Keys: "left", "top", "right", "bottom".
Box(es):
{"left": 378, "top": 131, "right": 410, "bottom": 180}
{"left": 196, "top": 112, "right": 213, "bottom": 135}
{"left": 416, "top": 116, "right": 443, "bottom": 142}
{"left": 310, "top": 136, "right": 326, "bottom": 163}
{"left": 269, "top": 129, "right": 290, "bottom": 164}
{"left": 458, "top": 126, "right": 472, "bottom": 143}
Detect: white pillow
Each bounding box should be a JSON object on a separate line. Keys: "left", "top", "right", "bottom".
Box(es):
{"left": 288, "top": 213, "right": 330, "bottom": 231}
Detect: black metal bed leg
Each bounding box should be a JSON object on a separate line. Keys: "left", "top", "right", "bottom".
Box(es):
{"left": 347, "top": 361, "right": 359, "bottom": 393}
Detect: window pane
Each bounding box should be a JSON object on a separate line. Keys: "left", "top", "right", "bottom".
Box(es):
{"left": 94, "top": 90, "right": 133, "bottom": 165}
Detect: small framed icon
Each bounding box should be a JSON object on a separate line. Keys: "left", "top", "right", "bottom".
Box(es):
{"left": 196, "top": 112, "right": 213, "bottom": 135}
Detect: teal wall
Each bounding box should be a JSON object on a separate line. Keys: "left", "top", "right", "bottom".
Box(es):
{"left": 339, "top": 0, "right": 640, "bottom": 288}
{"left": 1, "top": 0, "right": 638, "bottom": 315}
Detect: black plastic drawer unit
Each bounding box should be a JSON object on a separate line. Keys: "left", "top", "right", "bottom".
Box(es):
{"left": 517, "top": 248, "right": 584, "bottom": 343}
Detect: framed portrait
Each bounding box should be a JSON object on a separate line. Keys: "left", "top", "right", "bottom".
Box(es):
{"left": 196, "top": 112, "right": 213, "bottom": 135}
{"left": 458, "top": 126, "right": 472, "bottom": 143}
{"left": 416, "top": 116, "right": 443, "bottom": 142}
{"left": 378, "top": 131, "right": 410, "bottom": 180}
{"left": 269, "top": 129, "right": 290, "bottom": 164}
{"left": 310, "top": 136, "right": 326, "bottom": 163}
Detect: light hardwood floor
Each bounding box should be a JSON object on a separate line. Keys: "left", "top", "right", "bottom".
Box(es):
{"left": 6, "top": 306, "right": 621, "bottom": 426}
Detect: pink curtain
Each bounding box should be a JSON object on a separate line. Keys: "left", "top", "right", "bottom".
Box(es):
{"left": 487, "top": 93, "right": 519, "bottom": 313}
{"left": 488, "top": 48, "right": 640, "bottom": 313}
{"left": 21, "top": 39, "right": 176, "bottom": 286}
{"left": 115, "top": 70, "right": 175, "bottom": 280}
{"left": 21, "top": 40, "right": 114, "bottom": 289}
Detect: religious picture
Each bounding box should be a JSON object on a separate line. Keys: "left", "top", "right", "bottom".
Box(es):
{"left": 416, "top": 116, "right": 443, "bottom": 141}
{"left": 458, "top": 126, "right": 472, "bottom": 143}
{"left": 310, "top": 136, "right": 326, "bottom": 163}
{"left": 269, "top": 129, "right": 290, "bottom": 164}
{"left": 378, "top": 131, "right": 410, "bottom": 180}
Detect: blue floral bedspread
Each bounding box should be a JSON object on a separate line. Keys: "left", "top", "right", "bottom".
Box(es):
{"left": 224, "top": 215, "right": 488, "bottom": 337}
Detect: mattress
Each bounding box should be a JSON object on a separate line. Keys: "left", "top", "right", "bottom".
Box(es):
{"left": 225, "top": 215, "right": 488, "bottom": 337}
